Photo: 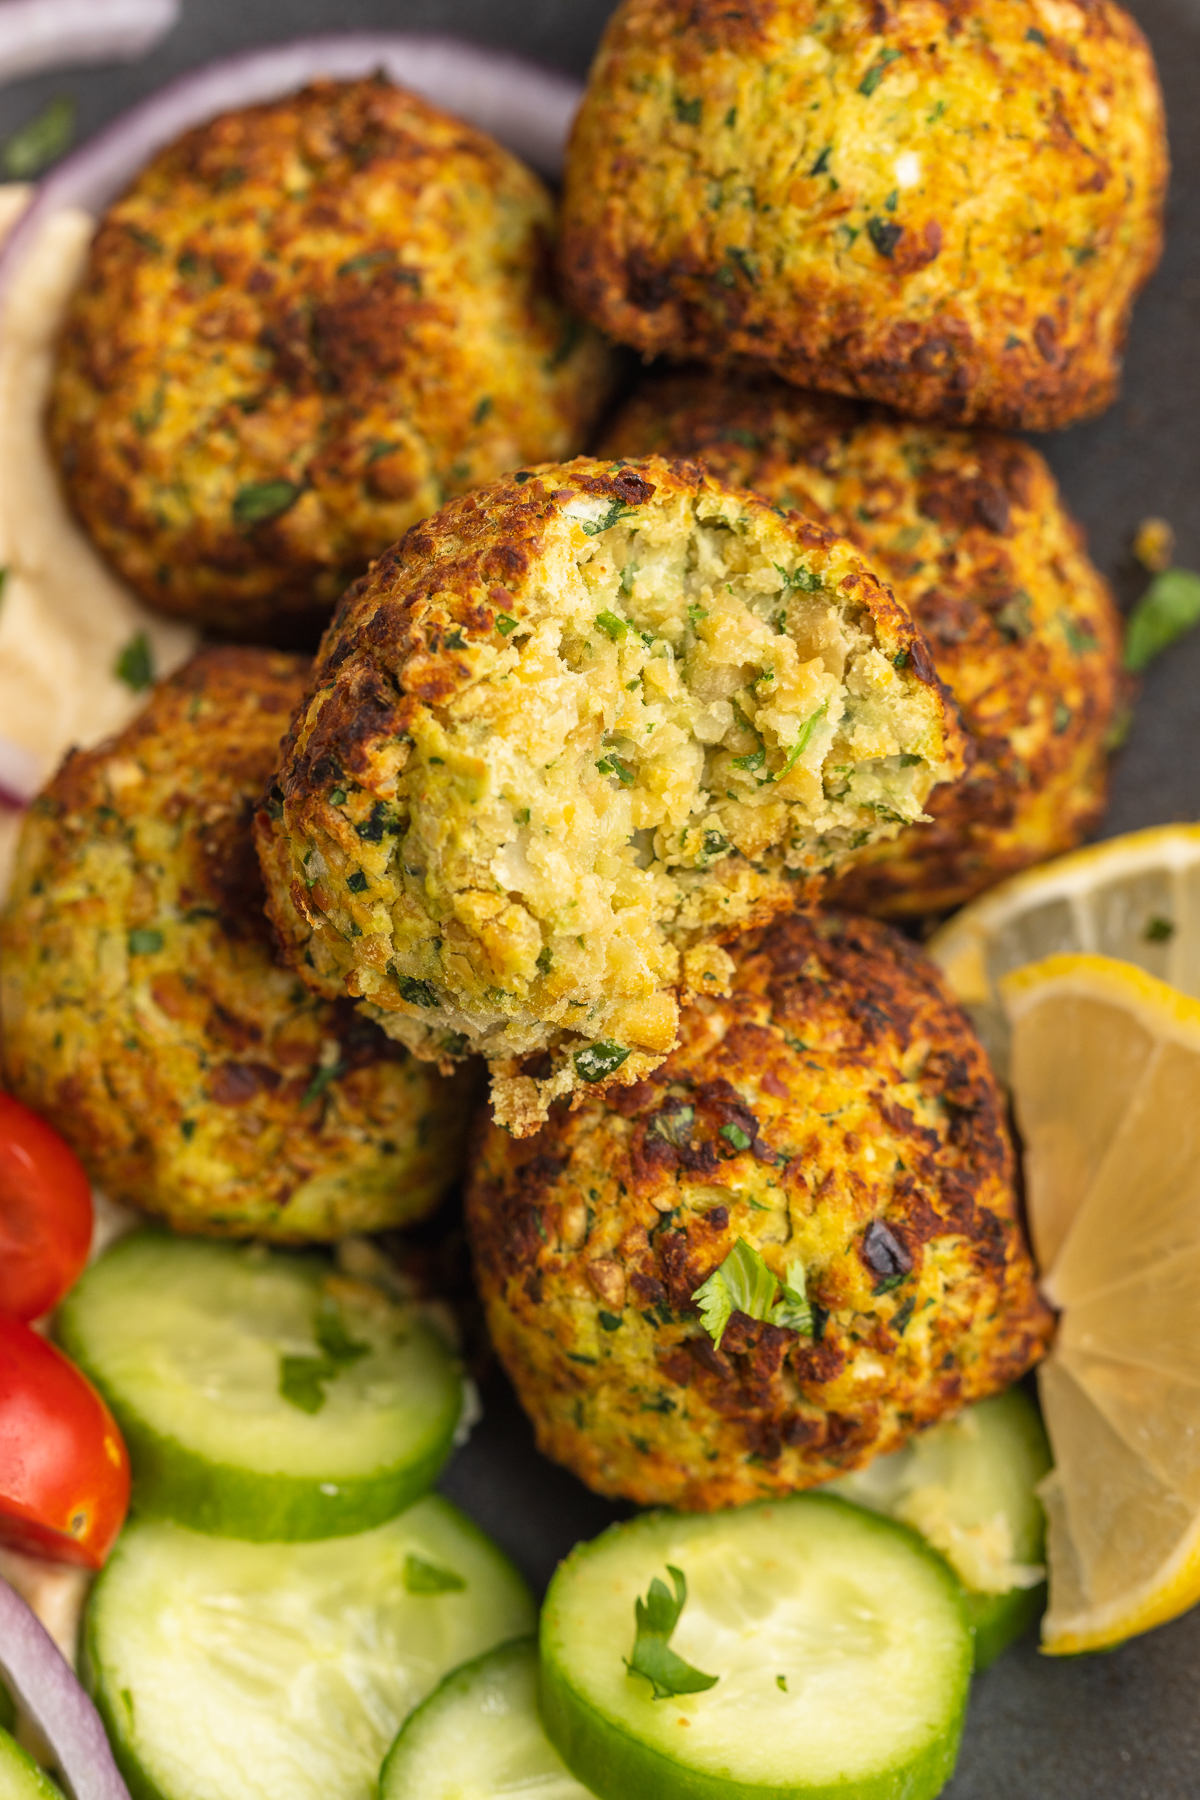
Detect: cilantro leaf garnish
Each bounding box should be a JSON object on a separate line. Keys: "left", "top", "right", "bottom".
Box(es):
{"left": 1124, "top": 568, "right": 1200, "bottom": 673}
{"left": 626, "top": 1566, "right": 718, "bottom": 1701}
{"left": 692, "top": 1239, "right": 814, "bottom": 1348}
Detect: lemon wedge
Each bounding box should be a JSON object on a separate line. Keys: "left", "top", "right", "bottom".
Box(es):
{"left": 1003, "top": 953, "right": 1200, "bottom": 1654}
{"left": 929, "top": 824, "right": 1200, "bottom": 1077}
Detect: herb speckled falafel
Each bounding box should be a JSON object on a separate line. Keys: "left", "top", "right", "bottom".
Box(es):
{"left": 467, "top": 911, "right": 1053, "bottom": 1510}
{"left": 560, "top": 0, "right": 1167, "bottom": 430}
{"left": 49, "top": 78, "right": 615, "bottom": 643}
{"left": 0, "top": 647, "right": 473, "bottom": 1239}
{"left": 601, "top": 369, "right": 1123, "bottom": 916}
{"left": 255, "top": 454, "right": 965, "bottom": 1135}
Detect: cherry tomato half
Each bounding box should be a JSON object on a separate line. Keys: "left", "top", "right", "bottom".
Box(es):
{"left": 0, "top": 1316, "right": 130, "bottom": 1568}
{"left": 0, "top": 1093, "right": 92, "bottom": 1320}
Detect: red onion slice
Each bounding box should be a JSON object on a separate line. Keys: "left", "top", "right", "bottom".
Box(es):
{"left": 0, "top": 33, "right": 583, "bottom": 301}
{"left": 0, "top": 1574, "right": 130, "bottom": 1800}
{"left": 0, "top": 0, "right": 178, "bottom": 85}
{"left": 0, "top": 737, "right": 41, "bottom": 811}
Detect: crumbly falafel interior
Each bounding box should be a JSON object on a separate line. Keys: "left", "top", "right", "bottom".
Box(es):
{"left": 284, "top": 470, "right": 959, "bottom": 1131}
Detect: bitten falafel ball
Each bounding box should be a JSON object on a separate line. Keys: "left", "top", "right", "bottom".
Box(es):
{"left": 0, "top": 647, "right": 473, "bottom": 1239}
{"left": 601, "top": 370, "right": 1124, "bottom": 916}
{"left": 560, "top": 0, "right": 1167, "bottom": 430}
{"left": 255, "top": 455, "right": 965, "bottom": 1135}
{"left": 467, "top": 911, "right": 1053, "bottom": 1510}
{"left": 49, "top": 78, "right": 615, "bottom": 643}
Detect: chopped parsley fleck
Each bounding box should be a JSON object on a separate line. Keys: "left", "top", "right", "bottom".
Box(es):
{"left": 473, "top": 395, "right": 493, "bottom": 425}
{"left": 536, "top": 945, "right": 553, "bottom": 975}
{"left": 115, "top": 631, "right": 154, "bottom": 692}
{"left": 596, "top": 753, "right": 635, "bottom": 785}
{"left": 1144, "top": 915, "right": 1176, "bottom": 943}
{"left": 127, "top": 928, "right": 163, "bottom": 957}
{"left": 1124, "top": 568, "right": 1200, "bottom": 672}
{"left": 496, "top": 612, "right": 519, "bottom": 635}
{"left": 346, "top": 869, "right": 368, "bottom": 893}
{"left": 2, "top": 96, "right": 74, "bottom": 179}
{"left": 233, "top": 479, "right": 302, "bottom": 530}
{"left": 581, "top": 498, "right": 639, "bottom": 536}
{"left": 1060, "top": 614, "right": 1099, "bottom": 655}
{"left": 674, "top": 96, "right": 702, "bottom": 125}
{"left": 396, "top": 975, "right": 438, "bottom": 1008}
{"left": 720, "top": 1122, "right": 752, "bottom": 1152}
{"left": 809, "top": 146, "right": 831, "bottom": 176}
{"left": 858, "top": 48, "right": 901, "bottom": 97}
{"left": 598, "top": 1310, "right": 624, "bottom": 1331}
{"left": 867, "top": 216, "right": 904, "bottom": 258}
{"left": 687, "top": 603, "right": 709, "bottom": 627}
{"left": 575, "top": 1040, "right": 631, "bottom": 1083}
{"left": 595, "top": 609, "right": 629, "bottom": 641}
{"left": 774, "top": 561, "right": 821, "bottom": 593}
{"left": 1053, "top": 700, "right": 1072, "bottom": 734}
{"left": 301, "top": 1060, "right": 346, "bottom": 1107}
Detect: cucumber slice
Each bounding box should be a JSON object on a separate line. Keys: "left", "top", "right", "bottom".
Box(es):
{"left": 380, "top": 1638, "right": 590, "bottom": 1800}
{"left": 85, "top": 1500, "right": 533, "bottom": 1800}
{"left": 828, "top": 1388, "right": 1051, "bottom": 1668}
{"left": 57, "top": 1233, "right": 465, "bottom": 1540}
{"left": 541, "top": 1494, "right": 971, "bottom": 1800}
{"left": 0, "top": 1726, "right": 63, "bottom": 1799}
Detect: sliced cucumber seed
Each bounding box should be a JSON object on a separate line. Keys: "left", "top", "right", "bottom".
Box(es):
{"left": 57, "top": 1233, "right": 465, "bottom": 1540}
{"left": 541, "top": 1494, "right": 971, "bottom": 1800}
{"left": 86, "top": 1502, "right": 534, "bottom": 1800}
{"left": 380, "top": 1638, "right": 589, "bottom": 1800}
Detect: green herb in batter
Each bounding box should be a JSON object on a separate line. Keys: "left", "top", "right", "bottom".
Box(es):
{"left": 858, "top": 48, "right": 901, "bottom": 97}
{"left": 674, "top": 96, "right": 702, "bottom": 125}
{"left": 115, "top": 631, "right": 154, "bottom": 692}
{"left": 596, "top": 610, "right": 629, "bottom": 641}
{"left": 626, "top": 1567, "right": 719, "bottom": 1701}
{"left": 867, "top": 216, "right": 904, "bottom": 258}
{"left": 1144, "top": 915, "right": 1175, "bottom": 943}
{"left": 582, "top": 499, "right": 639, "bottom": 536}
{"left": 773, "top": 703, "right": 829, "bottom": 781}
{"left": 127, "top": 928, "right": 163, "bottom": 957}
{"left": 233, "top": 479, "right": 302, "bottom": 530}
{"left": 575, "top": 1041, "right": 631, "bottom": 1083}
{"left": 396, "top": 975, "right": 439, "bottom": 1009}
{"left": 596, "top": 753, "right": 635, "bottom": 785}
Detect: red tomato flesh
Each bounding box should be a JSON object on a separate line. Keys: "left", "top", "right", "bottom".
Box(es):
{"left": 0, "top": 1093, "right": 92, "bottom": 1320}
{"left": 0, "top": 1316, "right": 130, "bottom": 1568}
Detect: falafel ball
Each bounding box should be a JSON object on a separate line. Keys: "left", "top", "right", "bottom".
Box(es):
{"left": 467, "top": 910, "right": 1053, "bottom": 1510}
{"left": 255, "top": 455, "right": 965, "bottom": 1135}
{"left": 0, "top": 646, "right": 474, "bottom": 1240}
{"left": 601, "top": 370, "right": 1124, "bottom": 916}
{"left": 560, "top": 0, "right": 1167, "bottom": 430}
{"left": 48, "top": 78, "right": 615, "bottom": 644}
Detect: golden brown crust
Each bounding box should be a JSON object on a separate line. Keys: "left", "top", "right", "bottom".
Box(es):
{"left": 0, "top": 646, "right": 474, "bottom": 1238}
{"left": 466, "top": 910, "right": 1053, "bottom": 1509}
{"left": 49, "top": 78, "right": 615, "bottom": 641}
{"left": 255, "top": 453, "right": 965, "bottom": 1131}
{"left": 560, "top": 0, "right": 1168, "bottom": 430}
{"left": 601, "top": 370, "right": 1124, "bottom": 915}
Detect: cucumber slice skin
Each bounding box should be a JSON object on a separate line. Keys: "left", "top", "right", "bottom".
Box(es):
{"left": 0, "top": 1726, "right": 64, "bottom": 1799}
{"left": 380, "top": 1637, "right": 590, "bottom": 1800}
{"left": 828, "top": 1388, "right": 1051, "bottom": 1671}
{"left": 540, "top": 1495, "right": 971, "bottom": 1800}
{"left": 84, "top": 1500, "right": 535, "bottom": 1800}
{"left": 57, "top": 1233, "right": 463, "bottom": 1541}
{"left": 967, "top": 1583, "right": 1045, "bottom": 1672}
{"left": 65, "top": 1407, "right": 456, "bottom": 1544}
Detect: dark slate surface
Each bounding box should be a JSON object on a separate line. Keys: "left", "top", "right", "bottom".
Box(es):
{"left": 4, "top": 2, "right": 1197, "bottom": 1793}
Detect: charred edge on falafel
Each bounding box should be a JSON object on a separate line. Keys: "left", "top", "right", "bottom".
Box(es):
{"left": 467, "top": 910, "right": 1054, "bottom": 1509}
